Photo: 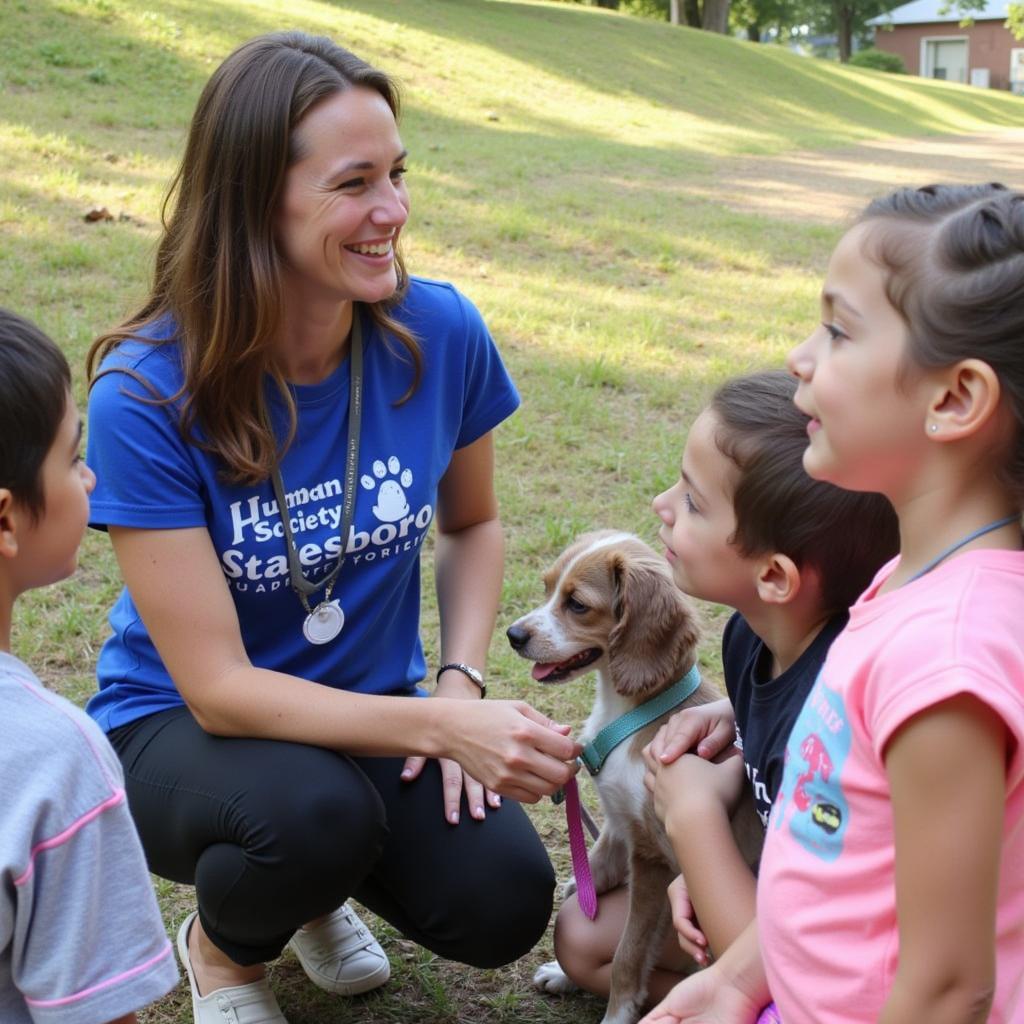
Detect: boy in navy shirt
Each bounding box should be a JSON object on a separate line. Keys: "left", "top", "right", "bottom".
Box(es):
{"left": 539, "top": 371, "right": 898, "bottom": 1003}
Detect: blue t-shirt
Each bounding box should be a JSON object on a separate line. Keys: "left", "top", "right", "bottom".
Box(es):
{"left": 85, "top": 278, "right": 520, "bottom": 731}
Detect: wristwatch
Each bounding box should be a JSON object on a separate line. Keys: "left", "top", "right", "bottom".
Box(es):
{"left": 436, "top": 662, "right": 486, "bottom": 698}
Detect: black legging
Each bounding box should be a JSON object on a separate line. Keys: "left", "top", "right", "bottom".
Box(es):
{"left": 109, "top": 705, "right": 556, "bottom": 967}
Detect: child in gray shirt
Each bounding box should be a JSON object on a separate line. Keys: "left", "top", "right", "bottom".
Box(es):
{"left": 0, "top": 308, "right": 178, "bottom": 1024}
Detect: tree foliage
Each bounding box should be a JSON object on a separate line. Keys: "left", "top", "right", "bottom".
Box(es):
{"left": 728, "top": 0, "right": 903, "bottom": 57}
{"left": 1010, "top": 3, "right": 1024, "bottom": 37}
{"left": 940, "top": 0, "right": 1024, "bottom": 39}
{"left": 729, "top": 0, "right": 817, "bottom": 39}
{"left": 558, "top": 0, "right": 735, "bottom": 32}
{"left": 831, "top": 0, "right": 897, "bottom": 59}
{"left": 554, "top": 0, "right": 945, "bottom": 55}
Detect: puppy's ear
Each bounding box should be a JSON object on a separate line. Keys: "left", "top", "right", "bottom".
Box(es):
{"left": 607, "top": 552, "right": 700, "bottom": 696}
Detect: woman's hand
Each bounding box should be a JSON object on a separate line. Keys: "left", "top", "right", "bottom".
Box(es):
{"left": 401, "top": 673, "right": 504, "bottom": 823}
{"left": 639, "top": 963, "right": 762, "bottom": 1024}
{"left": 435, "top": 697, "right": 581, "bottom": 805}
{"left": 644, "top": 698, "right": 737, "bottom": 773}
{"left": 401, "top": 754, "right": 496, "bottom": 825}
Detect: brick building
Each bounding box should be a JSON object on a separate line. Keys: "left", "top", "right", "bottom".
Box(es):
{"left": 869, "top": 0, "right": 1023, "bottom": 91}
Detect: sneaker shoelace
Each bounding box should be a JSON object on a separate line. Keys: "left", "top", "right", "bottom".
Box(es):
{"left": 307, "top": 908, "right": 377, "bottom": 968}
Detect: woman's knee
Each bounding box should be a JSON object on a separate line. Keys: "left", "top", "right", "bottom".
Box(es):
{"left": 437, "top": 844, "right": 555, "bottom": 968}
{"left": 244, "top": 750, "right": 387, "bottom": 874}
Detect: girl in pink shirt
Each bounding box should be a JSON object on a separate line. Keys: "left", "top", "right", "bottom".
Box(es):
{"left": 642, "top": 184, "right": 1024, "bottom": 1024}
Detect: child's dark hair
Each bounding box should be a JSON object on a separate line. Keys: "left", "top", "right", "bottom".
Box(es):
{"left": 858, "top": 183, "right": 1024, "bottom": 503}
{"left": 0, "top": 308, "right": 71, "bottom": 521}
{"left": 710, "top": 370, "right": 899, "bottom": 614}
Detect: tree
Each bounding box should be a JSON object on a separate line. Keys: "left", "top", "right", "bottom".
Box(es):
{"left": 826, "top": 0, "right": 906, "bottom": 60}
{"left": 703, "top": 0, "right": 732, "bottom": 29}
{"left": 1010, "top": 3, "right": 1024, "bottom": 37}
{"left": 729, "top": 0, "right": 794, "bottom": 40}
{"left": 943, "top": 0, "right": 1024, "bottom": 37}
{"left": 604, "top": 0, "right": 733, "bottom": 33}
{"left": 728, "top": 0, "right": 824, "bottom": 44}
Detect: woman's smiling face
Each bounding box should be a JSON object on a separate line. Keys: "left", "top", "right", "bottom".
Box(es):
{"left": 275, "top": 87, "right": 410, "bottom": 308}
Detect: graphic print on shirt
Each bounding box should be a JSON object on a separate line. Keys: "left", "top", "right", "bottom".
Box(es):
{"left": 736, "top": 724, "right": 772, "bottom": 827}
{"left": 772, "top": 676, "right": 851, "bottom": 861}
{"left": 221, "top": 450, "right": 433, "bottom": 595}
{"left": 362, "top": 456, "right": 413, "bottom": 522}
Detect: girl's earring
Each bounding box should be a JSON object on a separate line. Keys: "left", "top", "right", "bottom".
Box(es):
{"left": 929, "top": 423, "right": 938, "bottom": 433}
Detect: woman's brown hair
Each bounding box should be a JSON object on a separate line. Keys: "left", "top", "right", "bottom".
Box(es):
{"left": 87, "top": 31, "right": 421, "bottom": 484}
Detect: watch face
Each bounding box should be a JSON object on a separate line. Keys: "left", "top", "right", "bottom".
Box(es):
{"left": 440, "top": 663, "right": 484, "bottom": 691}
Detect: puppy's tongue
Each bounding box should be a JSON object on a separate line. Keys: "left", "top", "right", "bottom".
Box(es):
{"left": 532, "top": 662, "right": 558, "bottom": 681}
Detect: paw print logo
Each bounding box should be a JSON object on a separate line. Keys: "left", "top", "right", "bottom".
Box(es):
{"left": 361, "top": 456, "right": 413, "bottom": 522}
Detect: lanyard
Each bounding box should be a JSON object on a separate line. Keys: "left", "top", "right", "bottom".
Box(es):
{"left": 270, "top": 311, "right": 363, "bottom": 622}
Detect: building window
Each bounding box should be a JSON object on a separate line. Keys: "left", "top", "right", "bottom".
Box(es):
{"left": 922, "top": 37, "right": 969, "bottom": 83}
{"left": 1012, "top": 48, "right": 1024, "bottom": 94}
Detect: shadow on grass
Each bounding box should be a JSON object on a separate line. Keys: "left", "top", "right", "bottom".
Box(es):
{"left": 330, "top": 0, "right": 1024, "bottom": 141}
{"left": 9, "top": 0, "right": 1023, "bottom": 171}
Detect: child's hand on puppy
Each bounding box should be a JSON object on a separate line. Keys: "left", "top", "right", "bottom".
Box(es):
{"left": 647, "top": 750, "right": 746, "bottom": 829}
{"left": 643, "top": 697, "right": 737, "bottom": 770}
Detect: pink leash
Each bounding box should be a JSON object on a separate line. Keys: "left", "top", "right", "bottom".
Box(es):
{"left": 564, "top": 776, "right": 598, "bottom": 920}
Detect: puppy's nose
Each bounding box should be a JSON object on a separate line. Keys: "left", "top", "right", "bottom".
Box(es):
{"left": 506, "top": 624, "right": 531, "bottom": 650}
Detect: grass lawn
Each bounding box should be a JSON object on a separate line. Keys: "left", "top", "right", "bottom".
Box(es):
{"left": 2, "top": 1, "right": 1022, "bottom": 1021}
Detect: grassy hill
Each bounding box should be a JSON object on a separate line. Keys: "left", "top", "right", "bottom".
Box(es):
{"left": 1, "top": 2, "right": 1022, "bottom": 1021}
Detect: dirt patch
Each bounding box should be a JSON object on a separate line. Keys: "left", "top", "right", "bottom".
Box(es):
{"left": 691, "top": 127, "right": 1024, "bottom": 225}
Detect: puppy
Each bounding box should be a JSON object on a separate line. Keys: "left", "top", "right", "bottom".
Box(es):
{"left": 507, "top": 530, "right": 761, "bottom": 1024}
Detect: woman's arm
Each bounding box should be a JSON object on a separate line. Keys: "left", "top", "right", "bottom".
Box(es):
{"left": 433, "top": 431, "right": 505, "bottom": 694}
{"left": 402, "top": 430, "right": 512, "bottom": 820}
{"left": 107, "top": 520, "right": 578, "bottom": 803}
{"left": 879, "top": 693, "right": 1006, "bottom": 1024}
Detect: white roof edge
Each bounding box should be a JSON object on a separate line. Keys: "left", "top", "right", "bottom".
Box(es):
{"left": 868, "top": 0, "right": 1009, "bottom": 24}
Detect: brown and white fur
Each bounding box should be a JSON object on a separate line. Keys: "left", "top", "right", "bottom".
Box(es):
{"left": 507, "top": 530, "right": 762, "bottom": 1024}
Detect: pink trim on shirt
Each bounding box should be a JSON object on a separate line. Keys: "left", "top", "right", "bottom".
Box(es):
{"left": 13, "top": 789, "right": 126, "bottom": 887}
{"left": 23, "top": 942, "right": 174, "bottom": 1007}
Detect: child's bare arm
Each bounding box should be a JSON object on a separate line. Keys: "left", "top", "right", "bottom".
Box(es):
{"left": 651, "top": 753, "right": 756, "bottom": 957}
{"left": 666, "top": 874, "right": 710, "bottom": 964}
{"left": 879, "top": 694, "right": 1006, "bottom": 1024}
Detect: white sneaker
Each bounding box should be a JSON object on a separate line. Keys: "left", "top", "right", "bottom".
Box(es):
{"left": 176, "top": 911, "right": 288, "bottom": 1024}
{"left": 287, "top": 903, "right": 390, "bottom": 996}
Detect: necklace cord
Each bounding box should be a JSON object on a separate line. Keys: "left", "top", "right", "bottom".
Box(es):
{"left": 270, "top": 311, "right": 364, "bottom": 614}
{"left": 905, "top": 513, "right": 1020, "bottom": 585}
